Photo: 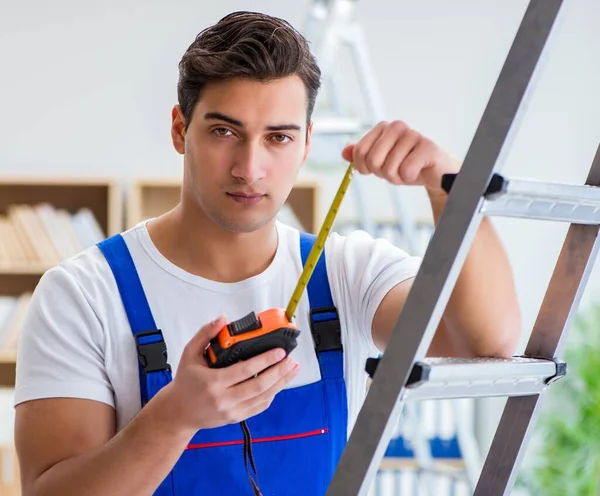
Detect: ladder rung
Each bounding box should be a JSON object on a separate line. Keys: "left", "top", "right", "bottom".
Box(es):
{"left": 366, "top": 356, "right": 565, "bottom": 401}
{"left": 442, "top": 173, "right": 600, "bottom": 224}
{"left": 312, "top": 116, "right": 372, "bottom": 135}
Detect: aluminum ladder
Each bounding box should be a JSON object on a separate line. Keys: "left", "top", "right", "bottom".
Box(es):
{"left": 325, "top": 0, "right": 600, "bottom": 494}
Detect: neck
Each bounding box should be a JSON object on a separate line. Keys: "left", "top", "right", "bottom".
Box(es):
{"left": 146, "top": 203, "right": 279, "bottom": 283}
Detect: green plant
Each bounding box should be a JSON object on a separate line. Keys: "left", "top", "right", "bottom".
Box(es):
{"left": 516, "top": 303, "right": 600, "bottom": 496}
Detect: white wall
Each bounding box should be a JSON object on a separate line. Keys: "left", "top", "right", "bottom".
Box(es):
{"left": 2, "top": 0, "right": 600, "bottom": 484}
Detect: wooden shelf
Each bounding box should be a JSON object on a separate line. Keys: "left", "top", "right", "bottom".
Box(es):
{"left": 0, "top": 264, "right": 51, "bottom": 275}
{"left": 0, "top": 177, "right": 124, "bottom": 387}
{"left": 0, "top": 177, "right": 122, "bottom": 237}
{"left": 127, "top": 177, "right": 322, "bottom": 234}
{"left": 0, "top": 351, "right": 17, "bottom": 387}
{"left": 0, "top": 178, "right": 122, "bottom": 289}
{"left": 0, "top": 362, "right": 15, "bottom": 388}
{"left": 0, "top": 351, "right": 17, "bottom": 363}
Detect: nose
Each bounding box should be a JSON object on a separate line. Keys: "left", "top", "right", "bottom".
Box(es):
{"left": 231, "top": 141, "right": 267, "bottom": 185}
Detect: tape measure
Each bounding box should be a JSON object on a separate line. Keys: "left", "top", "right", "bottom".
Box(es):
{"left": 206, "top": 162, "right": 355, "bottom": 368}
{"left": 284, "top": 161, "right": 355, "bottom": 321}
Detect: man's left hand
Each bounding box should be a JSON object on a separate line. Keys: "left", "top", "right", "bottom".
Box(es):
{"left": 341, "top": 120, "right": 461, "bottom": 195}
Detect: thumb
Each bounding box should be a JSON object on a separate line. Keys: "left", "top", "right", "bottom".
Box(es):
{"left": 341, "top": 143, "right": 355, "bottom": 163}
{"left": 184, "top": 314, "right": 228, "bottom": 358}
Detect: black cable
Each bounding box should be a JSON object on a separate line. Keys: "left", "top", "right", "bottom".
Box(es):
{"left": 241, "top": 420, "right": 262, "bottom": 496}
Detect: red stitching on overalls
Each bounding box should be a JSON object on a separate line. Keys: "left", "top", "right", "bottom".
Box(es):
{"left": 186, "top": 428, "right": 328, "bottom": 450}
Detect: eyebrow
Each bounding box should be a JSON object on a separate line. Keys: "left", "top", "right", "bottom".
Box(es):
{"left": 204, "top": 112, "right": 302, "bottom": 132}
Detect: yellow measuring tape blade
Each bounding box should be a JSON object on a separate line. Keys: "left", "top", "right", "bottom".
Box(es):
{"left": 285, "top": 162, "right": 355, "bottom": 321}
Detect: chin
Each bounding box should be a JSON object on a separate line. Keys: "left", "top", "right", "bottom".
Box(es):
{"left": 211, "top": 213, "right": 275, "bottom": 234}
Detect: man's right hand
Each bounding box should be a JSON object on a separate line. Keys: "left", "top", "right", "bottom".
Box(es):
{"left": 165, "top": 315, "right": 301, "bottom": 433}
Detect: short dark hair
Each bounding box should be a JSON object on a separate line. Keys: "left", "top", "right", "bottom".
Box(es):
{"left": 177, "top": 11, "right": 322, "bottom": 131}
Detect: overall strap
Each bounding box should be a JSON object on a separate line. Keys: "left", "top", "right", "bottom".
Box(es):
{"left": 97, "top": 234, "right": 173, "bottom": 407}
{"left": 299, "top": 232, "right": 343, "bottom": 380}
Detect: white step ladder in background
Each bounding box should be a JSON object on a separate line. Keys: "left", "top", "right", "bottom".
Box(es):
{"left": 303, "top": 0, "right": 420, "bottom": 253}
{"left": 303, "top": 1, "right": 481, "bottom": 494}
{"left": 325, "top": 0, "right": 600, "bottom": 494}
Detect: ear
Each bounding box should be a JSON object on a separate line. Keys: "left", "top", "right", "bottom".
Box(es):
{"left": 302, "top": 121, "right": 313, "bottom": 164}
{"left": 171, "top": 105, "right": 186, "bottom": 155}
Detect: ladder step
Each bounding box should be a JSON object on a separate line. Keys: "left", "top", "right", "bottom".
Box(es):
{"left": 366, "top": 356, "right": 565, "bottom": 401}
{"left": 312, "top": 116, "right": 373, "bottom": 135}
{"left": 442, "top": 173, "right": 600, "bottom": 224}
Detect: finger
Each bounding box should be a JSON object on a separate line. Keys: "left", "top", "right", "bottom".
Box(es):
{"left": 352, "top": 121, "right": 388, "bottom": 174}
{"left": 365, "top": 121, "right": 411, "bottom": 178}
{"left": 341, "top": 143, "right": 355, "bottom": 163}
{"left": 234, "top": 360, "right": 301, "bottom": 413}
{"left": 216, "top": 359, "right": 299, "bottom": 422}
{"left": 220, "top": 347, "right": 288, "bottom": 387}
{"left": 183, "top": 314, "right": 228, "bottom": 359}
{"left": 382, "top": 129, "right": 421, "bottom": 185}
{"left": 231, "top": 356, "right": 299, "bottom": 403}
{"left": 230, "top": 399, "right": 273, "bottom": 424}
{"left": 399, "top": 140, "right": 432, "bottom": 184}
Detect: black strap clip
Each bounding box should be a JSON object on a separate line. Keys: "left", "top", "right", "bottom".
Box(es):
{"left": 310, "top": 306, "right": 343, "bottom": 353}
{"left": 136, "top": 329, "right": 171, "bottom": 374}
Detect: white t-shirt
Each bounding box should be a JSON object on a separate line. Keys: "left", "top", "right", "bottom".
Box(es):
{"left": 14, "top": 221, "right": 421, "bottom": 436}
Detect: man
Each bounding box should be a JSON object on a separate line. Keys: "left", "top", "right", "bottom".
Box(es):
{"left": 13, "top": 10, "right": 521, "bottom": 496}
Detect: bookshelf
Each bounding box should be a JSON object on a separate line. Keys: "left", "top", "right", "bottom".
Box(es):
{"left": 0, "top": 177, "right": 122, "bottom": 387}
{"left": 127, "top": 177, "right": 322, "bottom": 233}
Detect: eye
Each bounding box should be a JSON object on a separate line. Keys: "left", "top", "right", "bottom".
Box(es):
{"left": 270, "top": 134, "right": 292, "bottom": 144}
{"left": 212, "top": 127, "right": 233, "bottom": 137}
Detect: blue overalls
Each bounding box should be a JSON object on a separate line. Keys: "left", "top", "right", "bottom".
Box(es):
{"left": 98, "top": 232, "right": 348, "bottom": 495}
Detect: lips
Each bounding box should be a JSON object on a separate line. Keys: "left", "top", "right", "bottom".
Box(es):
{"left": 227, "top": 192, "right": 265, "bottom": 205}
{"left": 228, "top": 192, "right": 264, "bottom": 198}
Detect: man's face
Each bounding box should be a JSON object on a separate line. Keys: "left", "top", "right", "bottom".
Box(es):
{"left": 172, "top": 75, "right": 312, "bottom": 233}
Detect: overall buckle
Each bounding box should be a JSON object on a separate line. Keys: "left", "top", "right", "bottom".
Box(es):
{"left": 136, "top": 329, "right": 171, "bottom": 374}
{"left": 310, "top": 306, "right": 343, "bottom": 353}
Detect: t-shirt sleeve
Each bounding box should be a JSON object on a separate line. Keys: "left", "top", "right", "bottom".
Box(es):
{"left": 326, "top": 230, "right": 422, "bottom": 354}
{"left": 14, "top": 264, "right": 115, "bottom": 408}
